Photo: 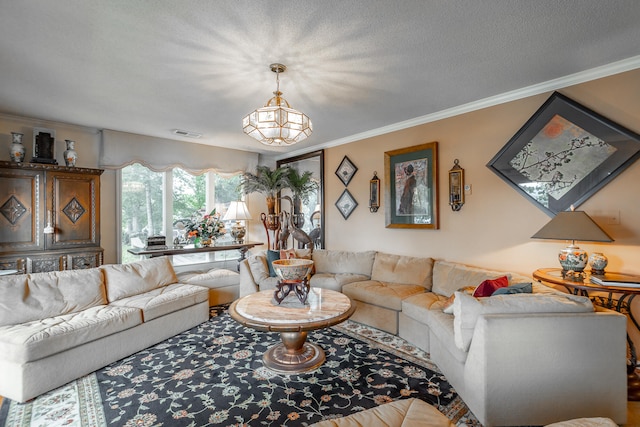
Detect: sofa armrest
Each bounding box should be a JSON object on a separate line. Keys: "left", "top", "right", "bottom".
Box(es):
{"left": 238, "top": 259, "right": 258, "bottom": 297}
{"left": 464, "top": 309, "right": 627, "bottom": 426}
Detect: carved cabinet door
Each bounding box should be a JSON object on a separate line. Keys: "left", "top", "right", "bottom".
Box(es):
{"left": 47, "top": 170, "right": 101, "bottom": 249}
{"left": 0, "top": 167, "right": 45, "bottom": 252}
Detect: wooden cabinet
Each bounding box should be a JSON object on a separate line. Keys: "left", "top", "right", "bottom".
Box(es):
{"left": 0, "top": 161, "right": 103, "bottom": 273}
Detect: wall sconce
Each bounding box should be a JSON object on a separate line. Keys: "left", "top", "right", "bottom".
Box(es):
{"left": 369, "top": 172, "right": 380, "bottom": 213}
{"left": 448, "top": 159, "right": 464, "bottom": 211}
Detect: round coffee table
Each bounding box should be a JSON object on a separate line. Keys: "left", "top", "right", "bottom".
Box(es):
{"left": 229, "top": 288, "right": 355, "bottom": 373}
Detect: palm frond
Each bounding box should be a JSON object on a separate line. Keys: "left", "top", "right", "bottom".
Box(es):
{"left": 240, "top": 165, "right": 288, "bottom": 197}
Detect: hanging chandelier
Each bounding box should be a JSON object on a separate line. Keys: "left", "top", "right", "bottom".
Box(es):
{"left": 242, "top": 63, "right": 312, "bottom": 146}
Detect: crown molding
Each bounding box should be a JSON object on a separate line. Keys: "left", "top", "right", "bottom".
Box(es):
{"left": 280, "top": 55, "right": 640, "bottom": 161}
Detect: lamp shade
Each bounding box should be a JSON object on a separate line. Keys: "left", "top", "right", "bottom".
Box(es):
{"left": 532, "top": 210, "right": 613, "bottom": 272}
{"left": 531, "top": 211, "right": 613, "bottom": 242}
{"left": 223, "top": 201, "right": 253, "bottom": 221}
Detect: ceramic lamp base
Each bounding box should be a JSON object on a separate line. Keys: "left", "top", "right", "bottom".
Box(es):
{"left": 558, "top": 244, "right": 588, "bottom": 272}
{"left": 231, "top": 222, "right": 246, "bottom": 243}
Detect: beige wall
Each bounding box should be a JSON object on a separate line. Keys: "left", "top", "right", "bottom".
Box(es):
{"left": 323, "top": 68, "right": 640, "bottom": 277}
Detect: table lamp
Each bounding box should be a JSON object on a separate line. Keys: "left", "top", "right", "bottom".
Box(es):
{"left": 223, "top": 201, "right": 252, "bottom": 243}
{"left": 531, "top": 207, "right": 613, "bottom": 273}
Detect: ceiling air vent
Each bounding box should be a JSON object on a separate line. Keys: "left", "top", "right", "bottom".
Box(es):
{"left": 172, "top": 129, "right": 202, "bottom": 139}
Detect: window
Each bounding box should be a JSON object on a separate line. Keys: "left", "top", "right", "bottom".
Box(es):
{"left": 120, "top": 163, "right": 242, "bottom": 268}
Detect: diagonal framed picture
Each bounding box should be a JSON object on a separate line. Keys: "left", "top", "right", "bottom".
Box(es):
{"left": 384, "top": 141, "right": 439, "bottom": 229}
{"left": 335, "top": 156, "right": 357, "bottom": 186}
{"left": 487, "top": 92, "right": 640, "bottom": 216}
{"left": 335, "top": 189, "right": 358, "bottom": 219}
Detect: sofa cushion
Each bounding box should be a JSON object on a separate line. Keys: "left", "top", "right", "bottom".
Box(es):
{"left": 0, "top": 305, "right": 141, "bottom": 363}
{"left": 102, "top": 257, "right": 178, "bottom": 302}
{"left": 441, "top": 286, "right": 476, "bottom": 314}
{"left": 427, "top": 309, "right": 469, "bottom": 363}
{"left": 453, "top": 291, "right": 595, "bottom": 351}
{"left": 177, "top": 268, "right": 240, "bottom": 290}
{"left": 342, "top": 281, "right": 425, "bottom": 311}
{"left": 371, "top": 253, "right": 434, "bottom": 290}
{"left": 401, "top": 292, "right": 446, "bottom": 324}
{"left": 0, "top": 269, "right": 106, "bottom": 327}
{"left": 266, "top": 250, "right": 280, "bottom": 277}
{"left": 431, "top": 260, "right": 513, "bottom": 297}
{"left": 310, "top": 273, "right": 370, "bottom": 292}
{"left": 472, "top": 275, "right": 509, "bottom": 297}
{"left": 280, "top": 248, "right": 315, "bottom": 274}
{"left": 309, "top": 398, "right": 454, "bottom": 427}
{"left": 256, "top": 276, "right": 281, "bottom": 292}
{"left": 110, "top": 283, "right": 208, "bottom": 322}
{"left": 312, "top": 250, "right": 375, "bottom": 276}
{"left": 247, "top": 254, "right": 270, "bottom": 284}
{"left": 492, "top": 282, "right": 532, "bottom": 295}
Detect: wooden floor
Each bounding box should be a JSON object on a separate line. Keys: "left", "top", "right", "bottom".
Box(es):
{"left": 0, "top": 394, "right": 638, "bottom": 424}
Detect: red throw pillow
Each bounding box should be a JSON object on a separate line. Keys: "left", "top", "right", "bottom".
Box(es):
{"left": 473, "top": 276, "right": 509, "bottom": 297}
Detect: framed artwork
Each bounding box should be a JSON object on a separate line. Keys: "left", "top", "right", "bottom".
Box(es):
{"left": 487, "top": 92, "right": 640, "bottom": 216}
{"left": 335, "top": 189, "right": 358, "bottom": 219}
{"left": 335, "top": 156, "right": 357, "bottom": 186}
{"left": 32, "top": 127, "right": 57, "bottom": 164}
{"left": 384, "top": 141, "right": 439, "bottom": 229}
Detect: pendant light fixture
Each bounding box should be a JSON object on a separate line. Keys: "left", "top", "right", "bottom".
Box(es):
{"left": 242, "top": 63, "right": 312, "bottom": 146}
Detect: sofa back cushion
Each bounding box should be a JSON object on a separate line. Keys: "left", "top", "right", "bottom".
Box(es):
{"left": 432, "top": 260, "right": 515, "bottom": 297}
{"left": 312, "top": 250, "right": 375, "bottom": 276}
{"left": 452, "top": 291, "right": 594, "bottom": 351}
{"left": 371, "top": 252, "right": 434, "bottom": 289}
{"left": 101, "top": 256, "right": 178, "bottom": 302}
{"left": 247, "top": 254, "right": 270, "bottom": 284}
{"left": 0, "top": 268, "right": 106, "bottom": 327}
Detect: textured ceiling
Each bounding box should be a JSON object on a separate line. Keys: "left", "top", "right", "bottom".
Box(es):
{"left": 1, "top": 1, "right": 640, "bottom": 159}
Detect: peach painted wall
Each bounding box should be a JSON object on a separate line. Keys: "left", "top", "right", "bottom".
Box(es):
{"left": 323, "top": 68, "right": 640, "bottom": 278}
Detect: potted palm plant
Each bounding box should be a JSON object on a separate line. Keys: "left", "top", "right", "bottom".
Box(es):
{"left": 240, "top": 165, "right": 288, "bottom": 230}
{"left": 283, "top": 167, "right": 319, "bottom": 228}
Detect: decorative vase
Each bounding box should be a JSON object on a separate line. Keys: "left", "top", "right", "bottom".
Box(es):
{"left": 589, "top": 252, "right": 608, "bottom": 275}
{"left": 64, "top": 140, "right": 78, "bottom": 167}
{"left": 193, "top": 237, "right": 202, "bottom": 248}
{"left": 9, "top": 132, "right": 26, "bottom": 163}
{"left": 558, "top": 244, "right": 588, "bottom": 272}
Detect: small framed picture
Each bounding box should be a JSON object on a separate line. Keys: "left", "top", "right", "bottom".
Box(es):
{"left": 335, "top": 156, "right": 357, "bottom": 186}
{"left": 335, "top": 189, "right": 358, "bottom": 219}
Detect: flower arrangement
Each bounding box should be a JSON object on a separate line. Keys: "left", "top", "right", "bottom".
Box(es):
{"left": 186, "top": 209, "right": 226, "bottom": 241}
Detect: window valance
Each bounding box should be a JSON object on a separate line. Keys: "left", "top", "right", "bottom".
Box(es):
{"left": 100, "top": 129, "right": 258, "bottom": 175}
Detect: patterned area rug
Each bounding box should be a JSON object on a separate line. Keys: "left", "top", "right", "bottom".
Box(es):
{"left": 0, "top": 308, "right": 481, "bottom": 426}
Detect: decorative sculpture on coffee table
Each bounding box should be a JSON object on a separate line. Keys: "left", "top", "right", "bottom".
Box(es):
{"left": 271, "top": 259, "right": 314, "bottom": 304}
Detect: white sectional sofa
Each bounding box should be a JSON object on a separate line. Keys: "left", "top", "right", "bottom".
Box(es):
{"left": 239, "top": 249, "right": 627, "bottom": 427}
{"left": 0, "top": 256, "right": 209, "bottom": 403}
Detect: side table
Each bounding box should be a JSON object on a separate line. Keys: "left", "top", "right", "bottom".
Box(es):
{"left": 533, "top": 268, "right": 640, "bottom": 400}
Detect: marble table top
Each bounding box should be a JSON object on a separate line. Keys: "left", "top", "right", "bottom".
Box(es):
{"left": 231, "top": 288, "right": 354, "bottom": 331}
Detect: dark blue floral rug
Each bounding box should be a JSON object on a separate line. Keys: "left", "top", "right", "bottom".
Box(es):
{"left": 0, "top": 308, "right": 479, "bottom": 426}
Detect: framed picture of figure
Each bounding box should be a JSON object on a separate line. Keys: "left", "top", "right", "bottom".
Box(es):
{"left": 384, "top": 141, "right": 439, "bottom": 229}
